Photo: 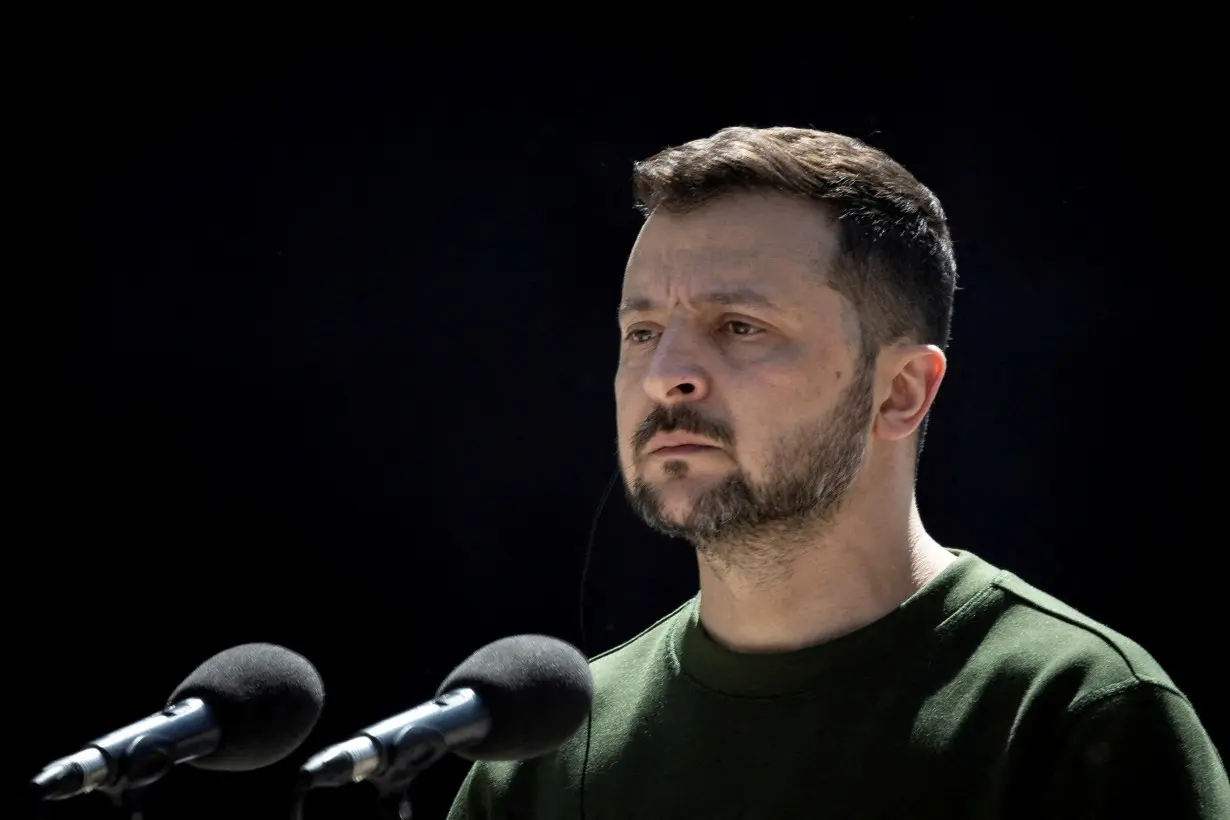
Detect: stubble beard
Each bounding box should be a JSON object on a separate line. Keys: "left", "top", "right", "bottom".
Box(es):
{"left": 622, "top": 360, "right": 875, "bottom": 577}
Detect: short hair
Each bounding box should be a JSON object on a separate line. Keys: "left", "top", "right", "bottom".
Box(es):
{"left": 631, "top": 126, "right": 957, "bottom": 357}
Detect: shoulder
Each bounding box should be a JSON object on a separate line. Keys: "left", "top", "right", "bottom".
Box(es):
{"left": 983, "top": 570, "right": 1182, "bottom": 700}
{"left": 587, "top": 596, "right": 693, "bottom": 691}
{"left": 928, "top": 553, "right": 1195, "bottom": 737}
{"left": 448, "top": 598, "right": 696, "bottom": 814}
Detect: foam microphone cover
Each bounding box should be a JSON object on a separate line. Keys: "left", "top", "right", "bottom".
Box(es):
{"left": 168, "top": 642, "right": 325, "bottom": 771}
{"left": 437, "top": 634, "right": 593, "bottom": 762}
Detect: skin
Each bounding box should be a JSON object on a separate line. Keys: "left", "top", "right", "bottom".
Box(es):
{"left": 614, "top": 190, "right": 954, "bottom": 654}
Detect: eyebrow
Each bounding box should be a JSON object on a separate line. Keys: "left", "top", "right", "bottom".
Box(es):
{"left": 617, "top": 287, "right": 782, "bottom": 322}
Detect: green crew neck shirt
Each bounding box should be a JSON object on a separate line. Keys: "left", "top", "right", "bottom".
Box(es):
{"left": 448, "top": 550, "right": 1229, "bottom": 818}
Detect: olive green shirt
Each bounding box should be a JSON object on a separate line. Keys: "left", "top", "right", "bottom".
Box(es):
{"left": 448, "top": 551, "right": 1229, "bottom": 818}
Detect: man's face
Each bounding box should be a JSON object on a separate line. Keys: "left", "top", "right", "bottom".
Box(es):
{"left": 614, "top": 192, "right": 874, "bottom": 558}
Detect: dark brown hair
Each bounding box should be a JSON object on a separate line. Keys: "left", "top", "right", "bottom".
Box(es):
{"left": 632, "top": 126, "right": 957, "bottom": 356}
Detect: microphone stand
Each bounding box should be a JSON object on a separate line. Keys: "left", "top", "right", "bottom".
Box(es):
{"left": 109, "top": 786, "right": 148, "bottom": 820}
{"left": 366, "top": 725, "right": 453, "bottom": 820}
{"left": 374, "top": 790, "right": 414, "bottom": 820}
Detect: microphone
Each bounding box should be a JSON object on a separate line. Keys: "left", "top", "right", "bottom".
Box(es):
{"left": 31, "top": 642, "right": 325, "bottom": 801}
{"left": 298, "top": 634, "right": 592, "bottom": 790}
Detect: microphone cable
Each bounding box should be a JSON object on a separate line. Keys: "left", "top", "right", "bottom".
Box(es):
{"left": 291, "top": 463, "right": 621, "bottom": 820}
{"left": 287, "top": 464, "right": 620, "bottom": 820}
{"left": 577, "top": 465, "right": 621, "bottom": 820}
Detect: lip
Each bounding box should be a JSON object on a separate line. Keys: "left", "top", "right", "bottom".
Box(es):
{"left": 645, "top": 433, "right": 722, "bottom": 455}
{"left": 649, "top": 444, "right": 720, "bottom": 457}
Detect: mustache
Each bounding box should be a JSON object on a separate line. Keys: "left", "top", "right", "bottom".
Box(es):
{"left": 633, "top": 404, "right": 734, "bottom": 454}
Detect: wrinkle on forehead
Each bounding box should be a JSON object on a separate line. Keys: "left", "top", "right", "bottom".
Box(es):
{"left": 644, "top": 244, "right": 785, "bottom": 271}
{"left": 622, "top": 243, "right": 833, "bottom": 315}
{"left": 625, "top": 197, "right": 839, "bottom": 291}
{"left": 619, "top": 193, "right": 852, "bottom": 342}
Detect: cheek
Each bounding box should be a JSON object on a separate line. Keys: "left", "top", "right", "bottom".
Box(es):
{"left": 731, "top": 423, "right": 770, "bottom": 475}
{"left": 613, "top": 357, "right": 640, "bottom": 394}
{"left": 613, "top": 381, "right": 642, "bottom": 452}
{"left": 727, "top": 380, "right": 816, "bottom": 468}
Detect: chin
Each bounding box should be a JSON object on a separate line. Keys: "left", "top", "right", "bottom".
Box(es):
{"left": 648, "top": 480, "right": 710, "bottom": 515}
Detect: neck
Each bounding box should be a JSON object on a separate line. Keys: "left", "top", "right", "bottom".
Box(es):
{"left": 694, "top": 494, "right": 954, "bottom": 654}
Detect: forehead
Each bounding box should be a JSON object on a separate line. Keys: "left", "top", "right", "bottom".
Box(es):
{"left": 622, "top": 191, "right": 839, "bottom": 301}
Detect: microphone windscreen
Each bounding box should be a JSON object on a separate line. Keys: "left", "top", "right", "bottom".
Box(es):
{"left": 168, "top": 642, "right": 325, "bottom": 771}
{"left": 437, "top": 634, "right": 593, "bottom": 762}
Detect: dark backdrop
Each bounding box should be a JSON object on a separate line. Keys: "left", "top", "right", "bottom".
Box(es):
{"left": 19, "top": 19, "right": 1218, "bottom": 820}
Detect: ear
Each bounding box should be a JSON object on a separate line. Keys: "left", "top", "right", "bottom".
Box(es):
{"left": 872, "top": 344, "right": 947, "bottom": 442}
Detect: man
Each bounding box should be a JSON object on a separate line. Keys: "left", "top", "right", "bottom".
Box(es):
{"left": 447, "top": 126, "right": 1229, "bottom": 818}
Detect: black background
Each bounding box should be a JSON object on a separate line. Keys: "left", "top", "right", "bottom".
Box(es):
{"left": 19, "top": 18, "right": 1220, "bottom": 820}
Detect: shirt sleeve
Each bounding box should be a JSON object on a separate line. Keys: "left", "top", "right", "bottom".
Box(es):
{"left": 1036, "top": 680, "right": 1230, "bottom": 819}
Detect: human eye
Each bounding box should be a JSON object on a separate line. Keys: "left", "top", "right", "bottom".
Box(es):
{"left": 721, "top": 319, "right": 764, "bottom": 338}
{"left": 623, "top": 327, "right": 660, "bottom": 345}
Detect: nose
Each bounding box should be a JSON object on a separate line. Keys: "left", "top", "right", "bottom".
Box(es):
{"left": 641, "top": 327, "right": 711, "bottom": 405}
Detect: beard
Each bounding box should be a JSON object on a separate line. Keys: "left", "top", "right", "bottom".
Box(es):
{"left": 621, "top": 357, "right": 875, "bottom": 572}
